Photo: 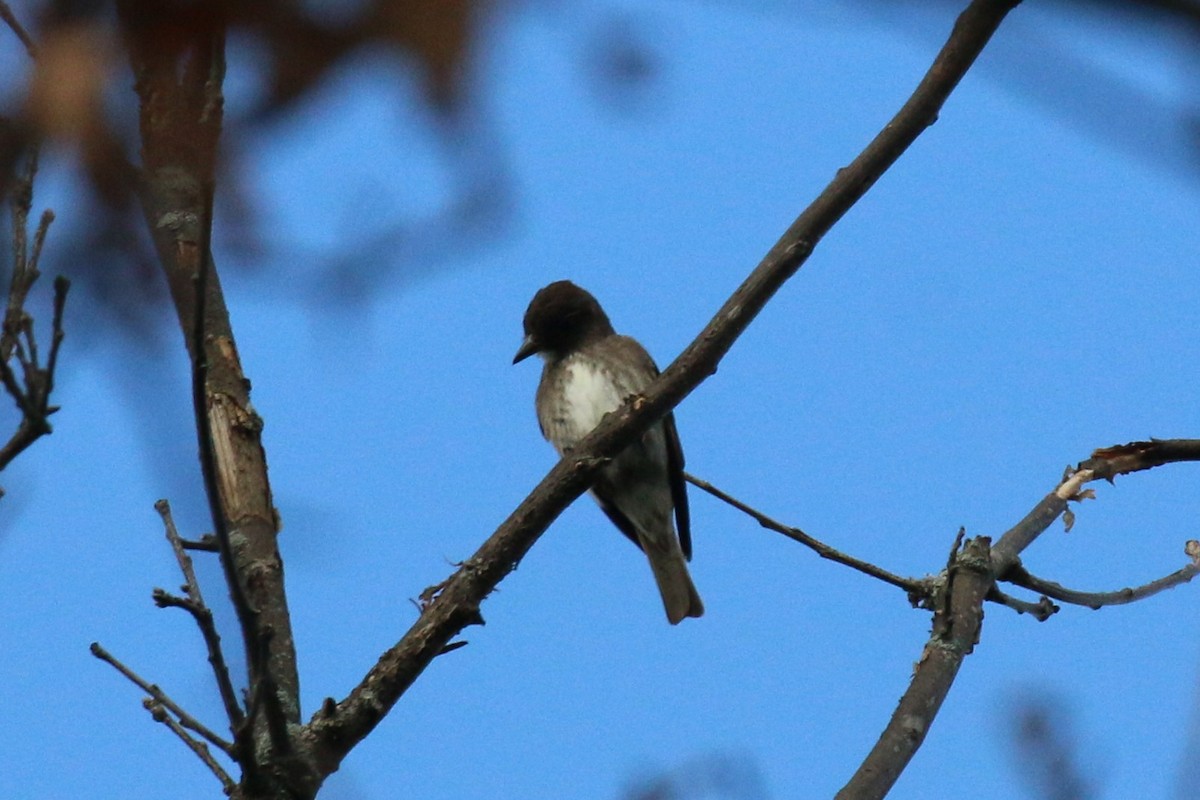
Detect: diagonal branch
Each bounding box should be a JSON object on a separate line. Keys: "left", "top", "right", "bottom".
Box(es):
{"left": 0, "top": 0, "right": 36, "bottom": 58}
{"left": 988, "top": 467, "right": 1093, "bottom": 572}
{"left": 90, "top": 642, "right": 235, "bottom": 756}
{"left": 684, "top": 471, "right": 927, "bottom": 597}
{"left": 303, "top": 0, "right": 1025, "bottom": 779}
{"left": 143, "top": 698, "right": 236, "bottom": 794}
{"left": 153, "top": 499, "right": 245, "bottom": 731}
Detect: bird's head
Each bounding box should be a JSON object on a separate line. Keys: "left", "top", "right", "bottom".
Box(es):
{"left": 513, "top": 280, "right": 615, "bottom": 364}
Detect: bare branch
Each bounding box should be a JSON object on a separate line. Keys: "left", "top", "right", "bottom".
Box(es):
{"left": 154, "top": 499, "right": 244, "bottom": 731}
{"left": 44, "top": 274, "right": 67, "bottom": 380}
{"left": 684, "top": 471, "right": 927, "bottom": 597}
{"left": 90, "top": 642, "right": 235, "bottom": 756}
{"left": 0, "top": 1, "right": 36, "bottom": 59}
{"left": 117, "top": 3, "right": 303, "bottom": 790}
{"left": 993, "top": 439, "right": 1200, "bottom": 572}
{"left": 0, "top": 148, "right": 69, "bottom": 473}
{"left": 143, "top": 699, "right": 236, "bottom": 795}
{"left": 1082, "top": 439, "right": 1200, "bottom": 481}
{"left": 836, "top": 536, "right": 994, "bottom": 800}
{"left": 181, "top": 534, "right": 220, "bottom": 552}
{"left": 1004, "top": 548, "right": 1200, "bottom": 610}
{"left": 985, "top": 585, "right": 1058, "bottom": 620}
{"left": 839, "top": 434, "right": 1200, "bottom": 798}
{"left": 989, "top": 469, "right": 1093, "bottom": 572}
{"left": 304, "top": 0, "right": 1025, "bottom": 779}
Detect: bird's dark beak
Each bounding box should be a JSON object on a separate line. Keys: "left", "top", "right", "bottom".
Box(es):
{"left": 512, "top": 334, "right": 539, "bottom": 364}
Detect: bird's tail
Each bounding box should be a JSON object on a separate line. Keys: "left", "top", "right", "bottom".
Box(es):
{"left": 640, "top": 534, "right": 704, "bottom": 625}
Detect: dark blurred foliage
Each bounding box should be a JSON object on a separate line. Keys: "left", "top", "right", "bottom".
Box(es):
{"left": 0, "top": 0, "right": 1192, "bottom": 500}
{"left": 1007, "top": 692, "right": 1095, "bottom": 800}
{"left": 1, "top": 0, "right": 1198, "bottom": 345}
{"left": 0, "top": 0, "right": 663, "bottom": 506}
{"left": 884, "top": 0, "right": 1200, "bottom": 177}
{"left": 622, "top": 754, "right": 768, "bottom": 800}
{"left": 0, "top": 0, "right": 661, "bottom": 349}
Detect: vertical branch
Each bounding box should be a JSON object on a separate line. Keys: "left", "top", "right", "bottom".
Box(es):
{"left": 835, "top": 536, "right": 994, "bottom": 800}
{"left": 115, "top": 2, "right": 303, "bottom": 793}
{"left": 0, "top": 134, "right": 70, "bottom": 475}
{"left": 155, "top": 499, "right": 245, "bottom": 731}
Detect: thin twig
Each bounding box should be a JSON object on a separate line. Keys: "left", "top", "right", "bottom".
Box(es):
{"left": 181, "top": 535, "right": 220, "bottom": 552}
{"left": 143, "top": 699, "right": 236, "bottom": 795}
{"left": 155, "top": 499, "right": 245, "bottom": 730}
{"left": 985, "top": 586, "right": 1058, "bottom": 620}
{"left": 0, "top": 356, "right": 28, "bottom": 416}
{"left": 6, "top": 151, "right": 38, "bottom": 349}
{"left": 0, "top": 0, "right": 37, "bottom": 58}
{"left": 684, "top": 471, "right": 926, "bottom": 596}
{"left": 44, "top": 275, "right": 67, "bottom": 382}
{"left": 0, "top": 152, "right": 69, "bottom": 473}
{"left": 1003, "top": 551, "right": 1200, "bottom": 610}
{"left": 89, "top": 642, "right": 235, "bottom": 755}
{"left": 945, "top": 527, "right": 966, "bottom": 571}
{"left": 29, "top": 209, "right": 53, "bottom": 273}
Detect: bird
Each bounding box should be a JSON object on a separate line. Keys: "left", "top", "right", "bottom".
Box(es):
{"left": 513, "top": 280, "right": 703, "bottom": 624}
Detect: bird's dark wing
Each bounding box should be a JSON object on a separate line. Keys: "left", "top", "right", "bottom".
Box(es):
{"left": 662, "top": 411, "right": 691, "bottom": 560}
{"left": 592, "top": 485, "right": 645, "bottom": 553}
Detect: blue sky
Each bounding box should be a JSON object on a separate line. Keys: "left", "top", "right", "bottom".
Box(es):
{"left": 2, "top": 2, "right": 1198, "bottom": 798}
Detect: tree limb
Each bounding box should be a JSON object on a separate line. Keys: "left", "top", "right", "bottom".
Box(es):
{"left": 837, "top": 435, "right": 1200, "bottom": 799}
{"left": 684, "top": 471, "right": 927, "bottom": 598}
{"left": 837, "top": 535, "right": 994, "bottom": 800}
{"left": 1082, "top": 438, "right": 1200, "bottom": 481}
{"left": 1003, "top": 551, "right": 1200, "bottom": 609}
{"left": 90, "top": 642, "right": 235, "bottom": 756}
{"left": 303, "top": 0, "right": 1026, "bottom": 778}
{"left": 116, "top": 2, "right": 302, "bottom": 792}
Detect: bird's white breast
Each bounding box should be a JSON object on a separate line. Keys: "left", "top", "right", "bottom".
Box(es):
{"left": 558, "top": 356, "right": 627, "bottom": 443}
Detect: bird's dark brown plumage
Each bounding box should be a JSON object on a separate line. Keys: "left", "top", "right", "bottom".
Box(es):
{"left": 513, "top": 280, "right": 702, "bottom": 624}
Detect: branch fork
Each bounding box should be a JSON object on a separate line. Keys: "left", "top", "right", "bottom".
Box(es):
{"left": 0, "top": 148, "right": 70, "bottom": 476}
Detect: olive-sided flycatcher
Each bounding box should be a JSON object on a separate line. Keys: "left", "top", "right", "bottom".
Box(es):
{"left": 513, "top": 280, "right": 703, "bottom": 624}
